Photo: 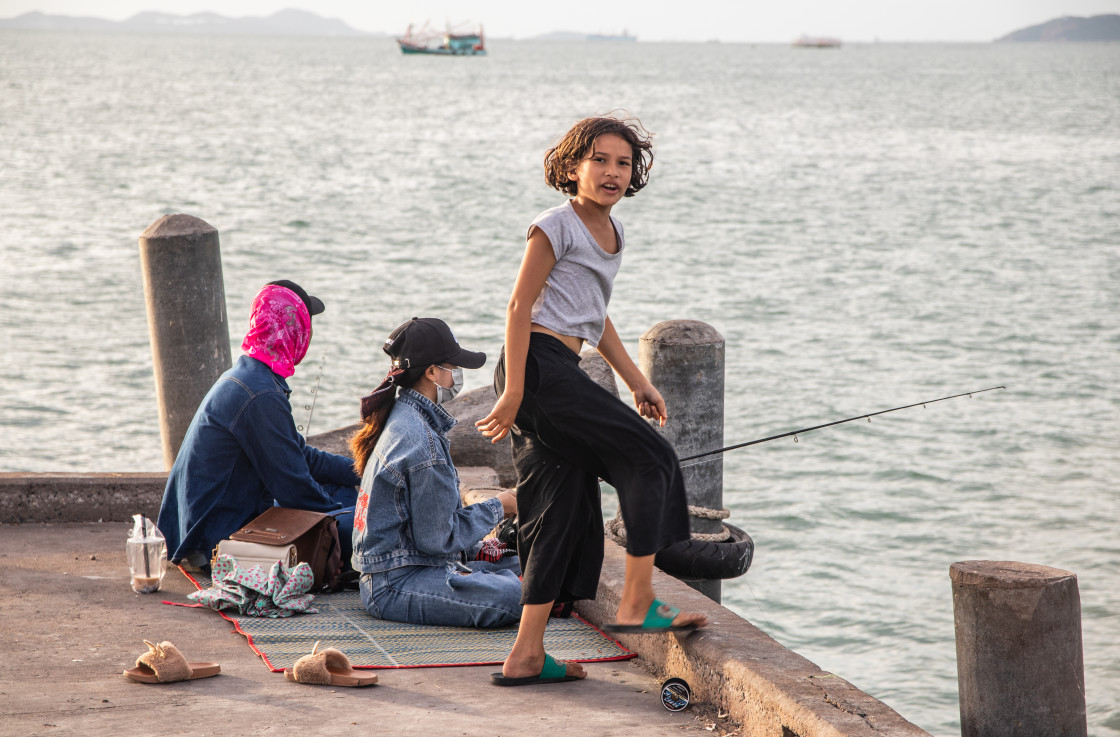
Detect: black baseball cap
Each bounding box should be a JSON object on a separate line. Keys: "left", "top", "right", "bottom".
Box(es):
{"left": 266, "top": 280, "right": 324, "bottom": 316}
{"left": 383, "top": 317, "right": 486, "bottom": 370}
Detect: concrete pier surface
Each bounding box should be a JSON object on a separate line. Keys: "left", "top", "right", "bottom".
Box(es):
{"left": 0, "top": 522, "right": 728, "bottom": 737}
{"left": 1, "top": 471, "right": 933, "bottom": 736}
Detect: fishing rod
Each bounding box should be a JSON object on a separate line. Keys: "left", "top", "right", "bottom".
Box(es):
{"left": 679, "top": 385, "right": 1006, "bottom": 465}
{"left": 297, "top": 356, "right": 326, "bottom": 436}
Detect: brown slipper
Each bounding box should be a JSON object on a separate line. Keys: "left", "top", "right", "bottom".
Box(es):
{"left": 123, "top": 640, "right": 221, "bottom": 684}
{"left": 284, "top": 641, "right": 378, "bottom": 687}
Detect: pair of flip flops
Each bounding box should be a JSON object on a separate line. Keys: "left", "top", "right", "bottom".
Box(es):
{"left": 284, "top": 641, "right": 378, "bottom": 687}
{"left": 123, "top": 640, "right": 221, "bottom": 684}
{"left": 123, "top": 639, "right": 376, "bottom": 687}
{"left": 601, "top": 599, "right": 699, "bottom": 634}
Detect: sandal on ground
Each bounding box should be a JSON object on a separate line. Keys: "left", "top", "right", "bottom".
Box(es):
{"left": 601, "top": 599, "right": 700, "bottom": 634}
{"left": 284, "top": 641, "right": 378, "bottom": 687}
{"left": 123, "top": 640, "right": 221, "bottom": 683}
{"left": 490, "top": 653, "right": 582, "bottom": 686}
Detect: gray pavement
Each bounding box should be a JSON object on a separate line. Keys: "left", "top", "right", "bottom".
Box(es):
{"left": 0, "top": 522, "right": 734, "bottom": 737}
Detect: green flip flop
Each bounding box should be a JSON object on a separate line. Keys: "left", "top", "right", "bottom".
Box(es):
{"left": 602, "top": 599, "right": 700, "bottom": 633}
{"left": 490, "top": 653, "right": 582, "bottom": 686}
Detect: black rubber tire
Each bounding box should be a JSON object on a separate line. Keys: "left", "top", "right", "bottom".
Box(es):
{"left": 654, "top": 523, "right": 754, "bottom": 581}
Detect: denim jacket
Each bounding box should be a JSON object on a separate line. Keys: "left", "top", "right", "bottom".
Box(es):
{"left": 352, "top": 388, "right": 504, "bottom": 574}
{"left": 158, "top": 355, "right": 360, "bottom": 563}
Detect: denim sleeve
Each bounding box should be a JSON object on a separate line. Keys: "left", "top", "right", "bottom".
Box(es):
{"left": 232, "top": 390, "right": 341, "bottom": 512}
{"left": 303, "top": 443, "right": 361, "bottom": 487}
{"left": 408, "top": 459, "right": 504, "bottom": 557}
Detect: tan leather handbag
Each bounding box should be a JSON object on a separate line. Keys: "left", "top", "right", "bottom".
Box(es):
{"left": 213, "top": 539, "right": 298, "bottom": 572}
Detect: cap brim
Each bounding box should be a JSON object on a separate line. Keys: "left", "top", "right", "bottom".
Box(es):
{"left": 447, "top": 347, "right": 486, "bottom": 370}
{"left": 306, "top": 295, "right": 325, "bottom": 316}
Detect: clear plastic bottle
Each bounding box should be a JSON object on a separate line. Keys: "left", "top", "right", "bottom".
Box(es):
{"left": 127, "top": 513, "right": 167, "bottom": 593}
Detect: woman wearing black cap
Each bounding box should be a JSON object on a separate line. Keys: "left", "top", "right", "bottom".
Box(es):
{"left": 349, "top": 318, "right": 521, "bottom": 628}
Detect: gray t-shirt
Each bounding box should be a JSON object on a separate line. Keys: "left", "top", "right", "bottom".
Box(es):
{"left": 528, "top": 201, "right": 624, "bottom": 348}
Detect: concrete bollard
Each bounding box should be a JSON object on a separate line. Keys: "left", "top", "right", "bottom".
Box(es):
{"left": 950, "top": 560, "right": 1087, "bottom": 737}
{"left": 639, "top": 320, "right": 725, "bottom": 601}
{"left": 139, "top": 214, "right": 231, "bottom": 469}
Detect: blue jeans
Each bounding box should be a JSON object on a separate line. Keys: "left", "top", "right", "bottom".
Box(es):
{"left": 325, "top": 484, "right": 357, "bottom": 572}
{"left": 360, "top": 557, "right": 522, "bottom": 628}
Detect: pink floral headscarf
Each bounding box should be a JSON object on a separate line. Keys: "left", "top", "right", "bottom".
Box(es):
{"left": 241, "top": 285, "right": 311, "bottom": 378}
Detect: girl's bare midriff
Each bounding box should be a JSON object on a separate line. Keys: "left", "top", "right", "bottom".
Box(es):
{"left": 531, "top": 324, "right": 583, "bottom": 355}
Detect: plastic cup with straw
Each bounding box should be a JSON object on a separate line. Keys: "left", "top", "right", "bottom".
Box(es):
{"left": 131, "top": 514, "right": 161, "bottom": 593}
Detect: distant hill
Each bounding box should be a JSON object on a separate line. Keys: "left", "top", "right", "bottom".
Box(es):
{"left": 0, "top": 11, "right": 118, "bottom": 32}
{"left": 0, "top": 9, "right": 379, "bottom": 37}
{"left": 996, "top": 14, "right": 1120, "bottom": 42}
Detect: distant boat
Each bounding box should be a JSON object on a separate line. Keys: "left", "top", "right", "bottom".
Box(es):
{"left": 398, "top": 22, "right": 486, "bottom": 55}
{"left": 793, "top": 35, "right": 841, "bottom": 48}
{"left": 588, "top": 30, "right": 636, "bottom": 42}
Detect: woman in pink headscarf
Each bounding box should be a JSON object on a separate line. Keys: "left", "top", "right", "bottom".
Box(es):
{"left": 158, "top": 280, "right": 361, "bottom": 573}
{"left": 242, "top": 282, "right": 313, "bottom": 378}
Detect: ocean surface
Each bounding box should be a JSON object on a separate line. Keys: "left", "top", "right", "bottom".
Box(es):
{"left": 1, "top": 31, "right": 1117, "bottom": 735}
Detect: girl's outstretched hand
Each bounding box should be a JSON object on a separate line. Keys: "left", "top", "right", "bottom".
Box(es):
{"left": 632, "top": 383, "right": 667, "bottom": 426}
{"left": 476, "top": 393, "right": 521, "bottom": 444}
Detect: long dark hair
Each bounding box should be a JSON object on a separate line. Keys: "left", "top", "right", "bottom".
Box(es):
{"left": 349, "top": 365, "right": 427, "bottom": 477}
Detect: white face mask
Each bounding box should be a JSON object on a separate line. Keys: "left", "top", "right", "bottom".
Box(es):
{"left": 433, "top": 365, "right": 463, "bottom": 404}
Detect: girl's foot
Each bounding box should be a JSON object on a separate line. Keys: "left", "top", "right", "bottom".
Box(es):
{"left": 614, "top": 555, "right": 708, "bottom": 632}
{"left": 608, "top": 597, "right": 708, "bottom": 632}
{"left": 502, "top": 651, "right": 586, "bottom": 680}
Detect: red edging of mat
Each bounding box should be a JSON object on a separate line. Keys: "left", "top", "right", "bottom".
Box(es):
{"left": 176, "top": 566, "right": 286, "bottom": 670}
{"left": 174, "top": 565, "right": 636, "bottom": 672}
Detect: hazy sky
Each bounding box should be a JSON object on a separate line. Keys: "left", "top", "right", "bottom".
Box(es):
{"left": 3, "top": 0, "right": 1119, "bottom": 42}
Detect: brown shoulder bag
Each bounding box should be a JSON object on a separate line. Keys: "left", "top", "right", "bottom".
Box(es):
{"left": 228, "top": 507, "right": 342, "bottom": 591}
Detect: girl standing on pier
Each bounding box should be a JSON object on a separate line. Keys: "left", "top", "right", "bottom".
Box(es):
{"left": 477, "top": 115, "right": 708, "bottom": 686}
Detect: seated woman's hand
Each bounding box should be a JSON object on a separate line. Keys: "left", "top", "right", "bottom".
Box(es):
{"left": 497, "top": 490, "right": 517, "bottom": 517}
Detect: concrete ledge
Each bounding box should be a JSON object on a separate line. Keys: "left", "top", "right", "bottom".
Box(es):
{"left": 459, "top": 485, "right": 930, "bottom": 736}
{"left": 579, "top": 542, "right": 931, "bottom": 737}
{"left": 0, "top": 472, "right": 166, "bottom": 523}
{"left": 0, "top": 467, "right": 500, "bottom": 525}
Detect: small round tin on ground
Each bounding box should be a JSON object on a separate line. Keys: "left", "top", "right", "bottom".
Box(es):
{"left": 660, "top": 677, "right": 691, "bottom": 711}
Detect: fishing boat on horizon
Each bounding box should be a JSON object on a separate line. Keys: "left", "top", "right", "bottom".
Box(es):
{"left": 398, "top": 22, "right": 486, "bottom": 55}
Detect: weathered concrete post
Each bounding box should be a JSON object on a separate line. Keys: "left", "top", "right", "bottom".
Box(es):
{"left": 139, "top": 214, "right": 231, "bottom": 470}
{"left": 639, "top": 320, "right": 724, "bottom": 602}
{"left": 951, "top": 560, "right": 1087, "bottom": 737}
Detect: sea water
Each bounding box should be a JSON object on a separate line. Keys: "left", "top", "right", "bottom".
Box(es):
{"left": 1, "top": 32, "right": 1117, "bottom": 735}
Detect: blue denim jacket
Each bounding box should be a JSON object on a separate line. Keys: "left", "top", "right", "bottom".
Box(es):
{"left": 352, "top": 388, "right": 504, "bottom": 574}
{"left": 158, "top": 355, "right": 360, "bottom": 563}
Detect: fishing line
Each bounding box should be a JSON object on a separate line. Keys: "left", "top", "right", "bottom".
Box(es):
{"left": 297, "top": 356, "right": 326, "bottom": 435}
{"left": 679, "top": 385, "right": 1006, "bottom": 469}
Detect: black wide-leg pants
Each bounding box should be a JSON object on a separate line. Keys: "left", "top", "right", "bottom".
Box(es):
{"left": 495, "top": 332, "right": 690, "bottom": 606}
